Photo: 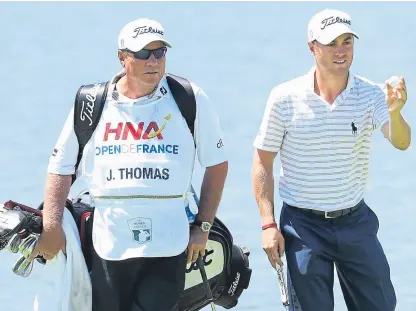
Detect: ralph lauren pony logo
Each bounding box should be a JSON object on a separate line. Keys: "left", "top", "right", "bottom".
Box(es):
{"left": 351, "top": 122, "right": 357, "bottom": 135}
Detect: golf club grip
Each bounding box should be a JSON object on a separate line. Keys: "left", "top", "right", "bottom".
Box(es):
{"left": 276, "top": 265, "right": 289, "bottom": 307}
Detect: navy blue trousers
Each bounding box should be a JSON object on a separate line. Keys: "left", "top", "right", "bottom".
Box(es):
{"left": 280, "top": 200, "right": 396, "bottom": 311}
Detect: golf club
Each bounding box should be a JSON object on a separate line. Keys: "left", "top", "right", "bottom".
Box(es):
{"left": 12, "top": 255, "right": 34, "bottom": 277}
{"left": 275, "top": 261, "right": 289, "bottom": 310}
{"left": 197, "top": 256, "right": 216, "bottom": 311}
{"left": 6, "top": 234, "right": 21, "bottom": 253}
{"left": 19, "top": 235, "right": 37, "bottom": 258}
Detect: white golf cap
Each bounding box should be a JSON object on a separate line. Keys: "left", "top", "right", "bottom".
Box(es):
{"left": 308, "top": 9, "right": 359, "bottom": 45}
{"left": 118, "top": 18, "right": 172, "bottom": 52}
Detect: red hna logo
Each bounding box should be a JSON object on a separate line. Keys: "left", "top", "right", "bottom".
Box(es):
{"left": 104, "top": 114, "right": 171, "bottom": 141}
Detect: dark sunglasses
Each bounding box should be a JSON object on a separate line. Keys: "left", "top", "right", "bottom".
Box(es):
{"left": 124, "top": 47, "right": 167, "bottom": 60}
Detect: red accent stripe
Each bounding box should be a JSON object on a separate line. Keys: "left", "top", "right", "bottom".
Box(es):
{"left": 80, "top": 212, "right": 91, "bottom": 250}
{"left": 4, "top": 200, "right": 43, "bottom": 217}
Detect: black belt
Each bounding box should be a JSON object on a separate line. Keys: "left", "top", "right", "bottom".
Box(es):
{"left": 288, "top": 201, "right": 363, "bottom": 219}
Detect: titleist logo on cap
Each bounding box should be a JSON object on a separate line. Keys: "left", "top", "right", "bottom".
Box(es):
{"left": 133, "top": 26, "right": 164, "bottom": 38}
{"left": 320, "top": 16, "right": 351, "bottom": 30}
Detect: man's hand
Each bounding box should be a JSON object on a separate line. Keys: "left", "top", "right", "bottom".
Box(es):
{"left": 386, "top": 77, "right": 407, "bottom": 114}
{"left": 29, "top": 227, "right": 66, "bottom": 261}
{"left": 262, "top": 227, "right": 285, "bottom": 267}
{"left": 381, "top": 77, "right": 411, "bottom": 150}
{"left": 187, "top": 226, "right": 209, "bottom": 265}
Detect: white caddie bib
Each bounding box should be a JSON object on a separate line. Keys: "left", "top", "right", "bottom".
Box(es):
{"left": 80, "top": 86, "right": 197, "bottom": 260}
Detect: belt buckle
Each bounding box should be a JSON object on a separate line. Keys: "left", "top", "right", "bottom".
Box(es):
{"left": 324, "top": 211, "right": 336, "bottom": 219}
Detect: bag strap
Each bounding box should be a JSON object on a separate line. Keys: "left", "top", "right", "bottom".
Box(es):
{"left": 72, "top": 82, "right": 109, "bottom": 184}
{"left": 166, "top": 74, "right": 197, "bottom": 139}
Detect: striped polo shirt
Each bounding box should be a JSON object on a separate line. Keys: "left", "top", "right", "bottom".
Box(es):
{"left": 253, "top": 67, "right": 390, "bottom": 211}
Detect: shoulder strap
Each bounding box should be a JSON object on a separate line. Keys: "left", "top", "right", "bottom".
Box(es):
{"left": 166, "top": 74, "right": 196, "bottom": 138}
{"left": 73, "top": 82, "right": 109, "bottom": 183}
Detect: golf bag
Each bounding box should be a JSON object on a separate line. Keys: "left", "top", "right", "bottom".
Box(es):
{"left": 1, "top": 194, "right": 252, "bottom": 310}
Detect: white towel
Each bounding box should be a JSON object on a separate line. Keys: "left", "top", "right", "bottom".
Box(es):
{"left": 34, "top": 208, "right": 91, "bottom": 311}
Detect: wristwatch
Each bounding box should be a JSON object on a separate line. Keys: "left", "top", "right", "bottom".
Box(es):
{"left": 192, "top": 219, "right": 212, "bottom": 233}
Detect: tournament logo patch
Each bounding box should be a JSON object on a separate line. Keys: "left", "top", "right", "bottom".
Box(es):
{"left": 127, "top": 217, "right": 152, "bottom": 244}
{"left": 103, "top": 114, "right": 172, "bottom": 141}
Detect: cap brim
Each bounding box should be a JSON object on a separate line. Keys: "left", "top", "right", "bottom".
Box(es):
{"left": 316, "top": 24, "right": 359, "bottom": 45}
{"left": 124, "top": 34, "right": 172, "bottom": 52}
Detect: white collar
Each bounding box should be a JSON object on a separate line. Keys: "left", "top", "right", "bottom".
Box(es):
{"left": 109, "top": 70, "right": 170, "bottom": 101}
{"left": 307, "top": 66, "right": 355, "bottom": 93}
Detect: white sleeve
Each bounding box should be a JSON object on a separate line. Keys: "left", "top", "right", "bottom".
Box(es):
{"left": 253, "top": 86, "right": 286, "bottom": 152}
{"left": 47, "top": 107, "right": 79, "bottom": 175}
{"left": 193, "top": 86, "right": 227, "bottom": 168}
